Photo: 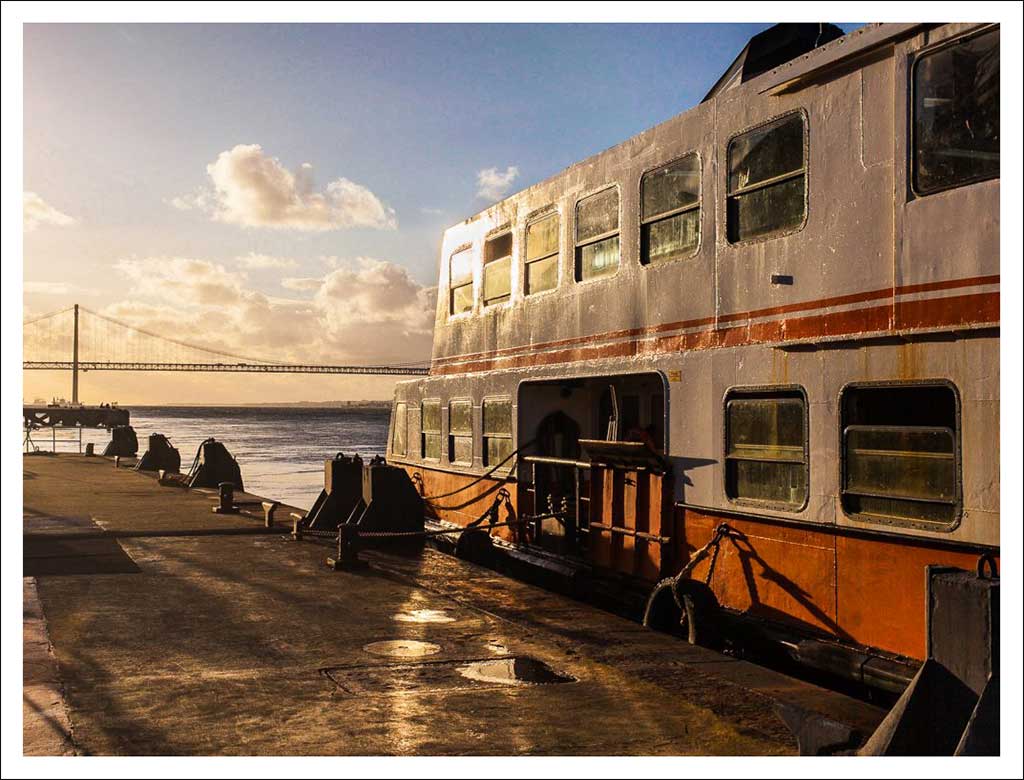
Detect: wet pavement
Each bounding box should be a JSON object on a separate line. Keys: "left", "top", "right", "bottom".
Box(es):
{"left": 22, "top": 453, "right": 885, "bottom": 755}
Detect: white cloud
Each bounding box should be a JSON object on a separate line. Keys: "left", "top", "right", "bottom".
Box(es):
{"left": 102, "top": 255, "right": 433, "bottom": 365}
{"left": 114, "top": 257, "right": 246, "bottom": 307}
{"left": 280, "top": 276, "right": 323, "bottom": 292}
{"left": 236, "top": 252, "right": 298, "bottom": 270}
{"left": 174, "top": 144, "right": 397, "bottom": 232}
{"left": 24, "top": 281, "right": 71, "bottom": 295}
{"left": 24, "top": 192, "right": 77, "bottom": 231}
{"left": 476, "top": 166, "right": 519, "bottom": 202}
{"left": 168, "top": 189, "right": 212, "bottom": 212}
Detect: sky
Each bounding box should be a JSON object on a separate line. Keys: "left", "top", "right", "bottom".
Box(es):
{"left": 22, "top": 22, "right": 861, "bottom": 404}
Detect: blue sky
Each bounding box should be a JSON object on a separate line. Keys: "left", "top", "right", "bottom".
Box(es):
{"left": 23, "top": 22, "right": 860, "bottom": 402}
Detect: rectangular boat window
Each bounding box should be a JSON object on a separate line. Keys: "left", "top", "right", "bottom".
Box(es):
{"left": 449, "top": 248, "right": 474, "bottom": 315}
{"left": 726, "top": 113, "right": 806, "bottom": 243}
{"left": 421, "top": 399, "right": 441, "bottom": 461}
{"left": 841, "top": 384, "right": 959, "bottom": 527}
{"left": 392, "top": 402, "right": 408, "bottom": 457}
{"left": 641, "top": 153, "right": 700, "bottom": 264}
{"left": 483, "top": 232, "right": 512, "bottom": 306}
{"left": 525, "top": 213, "right": 559, "bottom": 295}
{"left": 448, "top": 399, "right": 473, "bottom": 465}
{"left": 725, "top": 390, "right": 807, "bottom": 508}
{"left": 575, "top": 187, "right": 619, "bottom": 281}
{"left": 482, "top": 398, "right": 513, "bottom": 468}
{"left": 913, "top": 27, "right": 999, "bottom": 194}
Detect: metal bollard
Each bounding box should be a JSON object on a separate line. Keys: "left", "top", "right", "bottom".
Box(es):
{"left": 290, "top": 513, "right": 305, "bottom": 540}
{"left": 326, "top": 525, "right": 361, "bottom": 570}
{"left": 212, "top": 481, "right": 238, "bottom": 514}
{"left": 262, "top": 501, "right": 280, "bottom": 528}
{"left": 157, "top": 469, "right": 167, "bottom": 485}
{"left": 114, "top": 455, "right": 120, "bottom": 469}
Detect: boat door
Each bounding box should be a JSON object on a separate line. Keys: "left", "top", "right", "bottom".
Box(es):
{"left": 584, "top": 440, "right": 670, "bottom": 582}
{"left": 532, "top": 411, "right": 582, "bottom": 555}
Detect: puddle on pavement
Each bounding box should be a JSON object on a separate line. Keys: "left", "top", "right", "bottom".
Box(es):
{"left": 458, "top": 656, "right": 576, "bottom": 686}
{"left": 363, "top": 640, "right": 442, "bottom": 658}
{"left": 392, "top": 609, "right": 456, "bottom": 624}
{"left": 486, "top": 639, "right": 510, "bottom": 655}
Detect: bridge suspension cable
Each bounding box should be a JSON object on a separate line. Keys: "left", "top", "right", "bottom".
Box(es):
{"left": 22, "top": 304, "right": 431, "bottom": 382}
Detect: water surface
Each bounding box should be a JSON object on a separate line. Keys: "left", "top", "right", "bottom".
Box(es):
{"left": 29, "top": 406, "right": 391, "bottom": 510}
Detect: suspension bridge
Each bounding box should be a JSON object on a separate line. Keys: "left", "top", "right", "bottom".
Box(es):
{"left": 24, "top": 304, "right": 430, "bottom": 404}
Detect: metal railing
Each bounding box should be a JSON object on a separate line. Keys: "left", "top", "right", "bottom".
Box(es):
{"left": 24, "top": 425, "right": 84, "bottom": 454}
{"left": 521, "top": 455, "right": 592, "bottom": 551}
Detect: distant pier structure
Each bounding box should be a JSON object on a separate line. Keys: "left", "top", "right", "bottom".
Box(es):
{"left": 23, "top": 403, "right": 130, "bottom": 431}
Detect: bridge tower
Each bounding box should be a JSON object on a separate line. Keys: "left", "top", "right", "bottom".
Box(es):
{"left": 72, "top": 303, "right": 79, "bottom": 405}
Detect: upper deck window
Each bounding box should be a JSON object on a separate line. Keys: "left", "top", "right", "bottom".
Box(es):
{"left": 575, "top": 187, "right": 619, "bottom": 281}
{"left": 482, "top": 232, "right": 512, "bottom": 307}
{"left": 525, "top": 213, "right": 559, "bottom": 295}
{"left": 840, "top": 384, "right": 960, "bottom": 528}
{"left": 449, "top": 248, "right": 473, "bottom": 315}
{"left": 641, "top": 153, "right": 701, "bottom": 264}
{"left": 913, "top": 27, "right": 999, "bottom": 195}
{"left": 726, "top": 113, "right": 806, "bottom": 243}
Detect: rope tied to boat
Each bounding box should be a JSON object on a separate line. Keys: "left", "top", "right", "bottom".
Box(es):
{"left": 412, "top": 440, "right": 536, "bottom": 504}
{"left": 674, "top": 523, "right": 731, "bottom": 597}
{"left": 642, "top": 523, "right": 732, "bottom": 632}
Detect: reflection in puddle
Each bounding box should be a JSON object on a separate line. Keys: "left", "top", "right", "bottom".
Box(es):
{"left": 459, "top": 656, "right": 576, "bottom": 686}
{"left": 363, "top": 640, "right": 442, "bottom": 658}
{"left": 486, "top": 640, "right": 510, "bottom": 656}
{"left": 392, "top": 609, "right": 456, "bottom": 624}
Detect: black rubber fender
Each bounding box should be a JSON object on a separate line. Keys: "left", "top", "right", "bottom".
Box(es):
{"left": 642, "top": 577, "right": 720, "bottom": 647}
{"left": 455, "top": 527, "right": 494, "bottom": 565}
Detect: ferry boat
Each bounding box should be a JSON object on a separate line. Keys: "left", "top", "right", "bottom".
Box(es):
{"left": 386, "top": 22, "right": 1000, "bottom": 692}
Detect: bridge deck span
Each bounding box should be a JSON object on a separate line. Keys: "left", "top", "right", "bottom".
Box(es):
{"left": 23, "top": 361, "right": 429, "bottom": 376}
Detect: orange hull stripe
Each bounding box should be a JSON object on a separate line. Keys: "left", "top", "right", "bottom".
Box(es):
{"left": 431, "top": 290, "right": 998, "bottom": 376}
{"left": 430, "top": 274, "right": 999, "bottom": 371}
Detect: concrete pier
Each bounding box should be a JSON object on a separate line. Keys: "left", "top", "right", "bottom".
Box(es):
{"left": 22, "top": 454, "right": 884, "bottom": 755}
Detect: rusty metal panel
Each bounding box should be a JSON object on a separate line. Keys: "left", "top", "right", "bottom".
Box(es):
{"left": 589, "top": 468, "right": 612, "bottom": 569}
{"left": 617, "top": 469, "right": 638, "bottom": 574}
{"left": 588, "top": 466, "right": 670, "bottom": 580}
{"left": 682, "top": 508, "right": 839, "bottom": 638}
{"left": 835, "top": 533, "right": 989, "bottom": 660}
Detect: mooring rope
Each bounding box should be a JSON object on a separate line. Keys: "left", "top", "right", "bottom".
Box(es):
{"left": 414, "top": 440, "right": 535, "bottom": 502}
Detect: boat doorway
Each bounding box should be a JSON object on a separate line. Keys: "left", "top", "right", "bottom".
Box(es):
{"left": 517, "top": 372, "right": 669, "bottom": 577}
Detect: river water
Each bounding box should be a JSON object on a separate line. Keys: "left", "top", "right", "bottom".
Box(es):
{"left": 28, "top": 406, "right": 392, "bottom": 511}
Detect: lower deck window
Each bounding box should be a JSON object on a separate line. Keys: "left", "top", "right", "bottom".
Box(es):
{"left": 725, "top": 389, "right": 807, "bottom": 508}
{"left": 421, "top": 400, "right": 441, "bottom": 461}
{"left": 841, "top": 384, "right": 960, "bottom": 527}
{"left": 392, "top": 402, "right": 408, "bottom": 456}
{"left": 482, "top": 398, "right": 513, "bottom": 468}
{"left": 448, "top": 399, "right": 473, "bottom": 465}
